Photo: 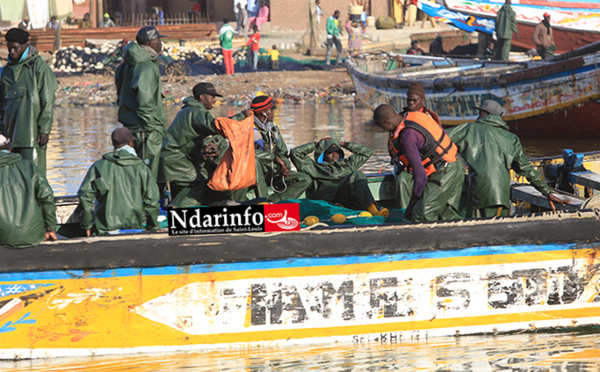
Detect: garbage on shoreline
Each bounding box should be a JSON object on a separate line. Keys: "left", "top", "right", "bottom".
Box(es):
{"left": 55, "top": 75, "right": 357, "bottom": 108}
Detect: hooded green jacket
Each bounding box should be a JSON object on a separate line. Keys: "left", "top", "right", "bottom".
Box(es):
{"left": 0, "top": 152, "right": 56, "bottom": 248}
{"left": 115, "top": 42, "right": 166, "bottom": 136}
{"left": 290, "top": 139, "right": 373, "bottom": 199}
{"left": 495, "top": 4, "right": 518, "bottom": 40}
{"left": 448, "top": 114, "right": 550, "bottom": 209}
{"left": 159, "top": 97, "right": 245, "bottom": 184}
{"left": 78, "top": 148, "right": 160, "bottom": 234}
{"left": 0, "top": 46, "right": 58, "bottom": 148}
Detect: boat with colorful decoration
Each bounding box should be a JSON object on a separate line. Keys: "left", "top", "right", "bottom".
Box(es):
{"left": 2, "top": 146, "right": 600, "bottom": 359}
{"left": 443, "top": 0, "right": 600, "bottom": 53}
{"left": 345, "top": 42, "right": 600, "bottom": 135}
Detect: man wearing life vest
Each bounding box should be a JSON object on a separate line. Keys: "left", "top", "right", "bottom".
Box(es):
{"left": 373, "top": 82, "right": 465, "bottom": 222}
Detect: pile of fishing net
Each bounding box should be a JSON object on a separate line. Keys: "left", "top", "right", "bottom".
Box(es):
{"left": 282, "top": 199, "right": 407, "bottom": 227}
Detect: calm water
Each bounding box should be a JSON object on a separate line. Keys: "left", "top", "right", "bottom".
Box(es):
{"left": 32, "top": 102, "right": 600, "bottom": 370}
{"left": 2, "top": 331, "right": 600, "bottom": 371}
{"left": 47, "top": 102, "right": 600, "bottom": 196}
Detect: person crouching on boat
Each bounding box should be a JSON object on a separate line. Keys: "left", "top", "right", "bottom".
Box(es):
{"left": 158, "top": 82, "right": 250, "bottom": 207}
{"left": 373, "top": 82, "right": 465, "bottom": 222}
{"left": 251, "top": 95, "right": 311, "bottom": 202}
{"left": 0, "top": 135, "right": 57, "bottom": 248}
{"left": 448, "top": 100, "right": 565, "bottom": 218}
{"left": 290, "top": 138, "right": 388, "bottom": 216}
{"left": 78, "top": 127, "right": 160, "bottom": 236}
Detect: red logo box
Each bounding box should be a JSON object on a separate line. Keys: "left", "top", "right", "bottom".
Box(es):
{"left": 263, "top": 203, "right": 301, "bottom": 232}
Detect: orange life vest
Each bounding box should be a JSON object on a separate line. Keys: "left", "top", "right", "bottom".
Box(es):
{"left": 391, "top": 110, "right": 457, "bottom": 176}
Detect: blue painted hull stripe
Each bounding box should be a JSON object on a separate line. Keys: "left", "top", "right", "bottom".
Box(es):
{"left": 0, "top": 242, "right": 594, "bottom": 282}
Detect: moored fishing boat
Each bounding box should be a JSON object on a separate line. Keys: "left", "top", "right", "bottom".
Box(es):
{"left": 2, "top": 148, "right": 600, "bottom": 359}
{"left": 443, "top": 0, "right": 600, "bottom": 53}
{"left": 345, "top": 43, "right": 600, "bottom": 135}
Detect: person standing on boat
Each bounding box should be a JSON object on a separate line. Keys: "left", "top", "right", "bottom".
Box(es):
{"left": 0, "top": 28, "right": 58, "bottom": 178}
{"left": 373, "top": 83, "right": 465, "bottom": 222}
{"left": 448, "top": 100, "right": 565, "bottom": 218}
{"left": 0, "top": 135, "right": 57, "bottom": 248}
{"left": 115, "top": 26, "right": 167, "bottom": 180}
{"left": 78, "top": 127, "right": 160, "bottom": 236}
{"left": 494, "top": 0, "right": 518, "bottom": 61}
{"left": 290, "top": 138, "right": 389, "bottom": 216}
{"left": 325, "top": 10, "right": 344, "bottom": 65}
{"left": 251, "top": 95, "right": 311, "bottom": 202}
{"left": 429, "top": 34, "right": 445, "bottom": 55}
{"left": 532, "top": 13, "right": 556, "bottom": 59}
{"left": 159, "top": 82, "right": 250, "bottom": 207}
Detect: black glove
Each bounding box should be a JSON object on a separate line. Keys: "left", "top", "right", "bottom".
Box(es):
{"left": 405, "top": 194, "right": 420, "bottom": 221}
{"left": 37, "top": 133, "right": 49, "bottom": 146}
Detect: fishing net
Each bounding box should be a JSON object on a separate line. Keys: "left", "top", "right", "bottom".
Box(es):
{"left": 279, "top": 199, "right": 407, "bottom": 227}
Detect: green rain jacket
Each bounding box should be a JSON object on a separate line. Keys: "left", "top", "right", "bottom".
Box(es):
{"left": 290, "top": 139, "right": 373, "bottom": 199}
{"left": 78, "top": 148, "right": 160, "bottom": 234}
{"left": 115, "top": 42, "right": 166, "bottom": 136}
{"left": 0, "top": 152, "right": 56, "bottom": 248}
{"left": 254, "top": 120, "right": 292, "bottom": 171}
{"left": 0, "top": 46, "right": 58, "bottom": 148}
{"left": 448, "top": 114, "right": 550, "bottom": 210}
{"left": 159, "top": 97, "right": 245, "bottom": 184}
{"left": 495, "top": 5, "right": 518, "bottom": 39}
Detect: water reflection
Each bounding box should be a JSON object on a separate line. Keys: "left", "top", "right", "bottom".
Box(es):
{"left": 47, "top": 103, "right": 600, "bottom": 196}
{"left": 3, "top": 331, "right": 600, "bottom": 371}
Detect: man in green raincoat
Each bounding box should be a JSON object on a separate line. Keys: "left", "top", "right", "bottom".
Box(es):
{"left": 159, "top": 82, "right": 249, "bottom": 207}
{"left": 0, "top": 135, "right": 56, "bottom": 248}
{"left": 290, "top": 138, "right": 388, "bottom": 216}
{"left": 78, "top": 127, "right": 160, "bottom": 236}
{"left": 448, "top": 100, "right": 564, "bottom": 218}
{"left": 251, "top": 95, "right": 311, "bottom": 202}
{"left": 0, "top": 28, "right": 58, "bottom": 177}
{"left": 115, "top": 26, "right": 167, "bottom": 179}
{"left": 494, "top": 0, "right": 518, "bottom": 61}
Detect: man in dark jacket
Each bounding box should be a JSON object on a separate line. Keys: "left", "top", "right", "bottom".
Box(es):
{"left": 115, "top": 26, "right": 167, "bottom": 180}
{"left": 0, "top": 135, "right": 56, "bottom": 248}
{"left": 78, "top": 127, "right": 160, "bottom": 236}
{"left": 494, "top": 0, "right": 518, "bottom": 61}
{"left": 251, "top": 95, "right": 311, "bottom": 202}
{"left": 159, "top": 82, "right": 248, "bottom": 207}
{"left": 448, "top": 100, "right": 564, "bottom": 218}
{"left": 291, "top": 138, "right": 388, "bottom": 216}
{"left": 0, "top": 28, "right": 58, "bottom": 177}
{"left": 428, "top": 34, "right": 444, "bottom": 55}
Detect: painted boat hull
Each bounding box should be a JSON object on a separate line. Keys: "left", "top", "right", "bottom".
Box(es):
{"left": 443, "top": 0, "right": 600, "bottom": 53}
{"left": 346, "top": 52, "right": 600, "bottom": 135}
{"left": 1, "top": 211, "right": 600, "bottom": 359}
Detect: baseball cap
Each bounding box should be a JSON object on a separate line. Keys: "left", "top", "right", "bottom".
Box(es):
{"left": 543, "top": 12, "right": 550, "bottom": 18}
{"left": 111, "top": 127, "right": 135, "bottom": 146}
{"left": 325, "top": 144, "right": 342, "bottom": 154}
{"left": 136, "top": 26, "right": 166, "bottom": 44}
{"left": 473, "top": 100, "right": 504, "bottom": 116}
{"left": 193, "top": 82, "right": 223, "bottom": 98}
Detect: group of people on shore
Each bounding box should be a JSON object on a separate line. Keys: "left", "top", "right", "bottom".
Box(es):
{"left": 0, "top": 24, "right": 563, "bottom": 249}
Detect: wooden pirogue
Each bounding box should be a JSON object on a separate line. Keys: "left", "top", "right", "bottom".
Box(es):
{"left": 1, "top": 151, "right": 600, "bottom": 359}
{"left": 0, "top": 24, "right": 217, "bottom": 53}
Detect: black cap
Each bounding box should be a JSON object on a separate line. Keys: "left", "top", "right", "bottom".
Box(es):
{"left": 111, "top": 127, "right": 135, "bottom": 146}
{"left": 136, "top": 26, "right": 166, "bottom": 44}
{"left": 193, "top": 82, "right": 223, "bottom": 98}
{"left": 325, "top": 144, "right": 342, "bottom": 154}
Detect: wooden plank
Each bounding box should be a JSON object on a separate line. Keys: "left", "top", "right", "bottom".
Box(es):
{"left": 510, "top": 181, "right": 583, "bottom": 210}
